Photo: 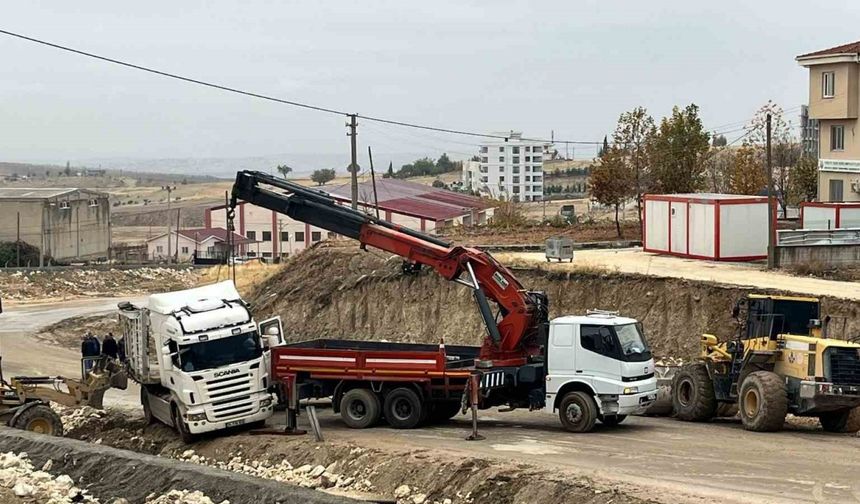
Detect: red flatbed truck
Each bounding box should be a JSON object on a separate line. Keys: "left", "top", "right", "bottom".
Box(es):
{"left": 234, "top": 171, "right": 658, "bottom": 434}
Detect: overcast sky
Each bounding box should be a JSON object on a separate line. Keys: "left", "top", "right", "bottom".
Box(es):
{"left": 2, "top": 1, "right": 860, "bottom": 172}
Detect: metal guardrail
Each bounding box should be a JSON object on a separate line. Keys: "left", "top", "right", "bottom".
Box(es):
{"left": 777, "top": 227, "right": 860, "bottom": 246}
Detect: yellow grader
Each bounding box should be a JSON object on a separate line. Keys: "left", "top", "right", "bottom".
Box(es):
{"left": 672, "top": 294, "right": 860, "bottom": 432}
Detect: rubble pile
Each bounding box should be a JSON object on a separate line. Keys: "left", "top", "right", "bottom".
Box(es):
{"left": 1, "top": 267, "right": 198, "bottom": 301}
{"left": 0, "top": 452, "right": 98, "bottom": 503}
{"left": 144, "top": 489, "right": 227, "bottom": 504}
{"left": 55, "top": 404, "right": 107, "bottom": 432}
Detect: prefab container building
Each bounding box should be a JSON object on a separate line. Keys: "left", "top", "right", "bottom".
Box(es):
{"left": 643, "top": 194, "right": 770, "bottom": 261}
{"left": 800, "top": 202, "right": 860, "bottom": 229}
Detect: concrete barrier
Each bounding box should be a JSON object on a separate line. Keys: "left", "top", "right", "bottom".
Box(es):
{"left": 0, "top": 427, "right": 359, "bottom": 504}
{"left": 776, "top": 244, "right": 860, "bottom": 267}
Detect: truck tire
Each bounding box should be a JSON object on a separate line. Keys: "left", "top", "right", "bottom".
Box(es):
{"left": 558, "top": 391, "right": 597, "bottom": 433}
{"left": 599, "top": 414, "right": 627, "bottom": 426}
{"left": 340, "top": 388, "right": 381, "bottom": 429}
{"left": 427, "top": 401, "right": 462, "bottom": 424}
{"left": 141, "top": 387, "right": 156, "bottom": 425}
{"left": 739, "top": 371, "right": 787, "bottom": 432}
{"left": 819, "top": 406, "right": 860, "bottom": 433}
{"left": 672, "top": 363, "right": 717, "bottom": 422}
{"left": 11, "top": 404, "right": 63, "bottom": 437}
{"left": 171, "top": 405, "right": 196, "bottom": 444}
{"left": 383, "top": 387, "right": 424, "bottom": 429}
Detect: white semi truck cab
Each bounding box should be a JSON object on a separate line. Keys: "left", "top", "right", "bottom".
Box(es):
{"left": 118, "top": 281, "right": 280, "bottom": 442}
{"left": 544, "top": 312, "right": 658, "bottom": 429}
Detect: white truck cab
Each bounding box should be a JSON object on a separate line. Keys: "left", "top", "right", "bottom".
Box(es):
{"left": 544, "top": 311, "right": 658, "bottom": 431}
{"left": 118, "top": 281, "right": 281, "bottom": 442}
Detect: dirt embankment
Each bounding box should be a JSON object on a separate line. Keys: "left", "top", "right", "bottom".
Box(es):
{"left": 250, "top": 243, "right": 860, "bottom": 360}
{"left": 441, "top": 221, "right": 641, "bottom": 246}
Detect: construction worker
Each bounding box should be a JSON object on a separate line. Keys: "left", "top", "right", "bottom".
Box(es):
{"left": 102, "top": 332, "right": 118, "bottom": 359}
{"left": 81, "top": 332, "right": 100, "bottom": 374}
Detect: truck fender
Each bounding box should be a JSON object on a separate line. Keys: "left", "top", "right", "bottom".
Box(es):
{"left": 552, "top": 381, "right": 596, "bottom": 411}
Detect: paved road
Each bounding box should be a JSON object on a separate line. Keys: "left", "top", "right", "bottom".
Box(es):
{"left": 305, "top": 407, "right": 860, "bottom": 504}
{"left": 498, "top": 248, "right": 860, "bottom": 300}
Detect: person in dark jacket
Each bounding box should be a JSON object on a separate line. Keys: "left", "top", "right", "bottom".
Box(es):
{"left": 117, "top": 335, "right": 126, "bottom": 362}
{"left": 102, "top": 332, "right": 118, "bottom": 359}
{"left": 81, "top": 332, "right": 101, "bottom": 374}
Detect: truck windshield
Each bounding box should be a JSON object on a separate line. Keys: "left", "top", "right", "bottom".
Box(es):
{"left": 616, "top": 323, "right": 650, "bottom": 360}
{"left": 177, "top": 331, "right": 262, "bottom": 372}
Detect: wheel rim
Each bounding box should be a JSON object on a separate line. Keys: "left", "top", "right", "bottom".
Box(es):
{"left": 678, "top": 379, "right": 694, "bottom": 407}
{"left": 565, "top": 402, "right": 584, "bottom": 425}
{"left": 744, "top": 388, "right": 760, "bottom": 417}
{"left": 27, "top": 418, "right": 52, "bottom": 435}
{"left": 392, "top": 398, "right": 413, "bottom": 421}
{"left": 347, "top": 400, "right": 367, "bottom": 421}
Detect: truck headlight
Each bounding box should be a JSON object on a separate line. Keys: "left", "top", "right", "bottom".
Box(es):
{"left": 260, "top": 397, "right": 273, "bottom": 408}
{"left": 623, "top": 387, "right": 639, "bottom": 395}
{"left": 187, "top": 412, "right": 207, "bottom": 422}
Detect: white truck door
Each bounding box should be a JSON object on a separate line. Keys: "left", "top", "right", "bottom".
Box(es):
{"left": 576, "top": 324, "right": 622, "bottom": 383}
{"left": 258, "top": 316, "right": 285, "bottom": 347}
{"left": 548, "top": 323, "right": 576, "bottom": 376}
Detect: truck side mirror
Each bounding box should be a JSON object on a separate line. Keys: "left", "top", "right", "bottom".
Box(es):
{"left": 264, "top": 326, "right": 281, "bottom": 348}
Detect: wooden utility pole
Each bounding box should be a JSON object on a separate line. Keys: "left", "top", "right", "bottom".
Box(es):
{"left": 766, "top": 113, "right": 775, "bottom": 270}
{"left": 347, "top": 114, "right": 358, "bottom": 210}
{"left": 175, "top": 207, "right": 182, "bottom": 262}
{"left": 16, "top": 212, "right": 20, "bottom": 267}
{"left": 368, "top": 146, "right": 380, "bottom": 219}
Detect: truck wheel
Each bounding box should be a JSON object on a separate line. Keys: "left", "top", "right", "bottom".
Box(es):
{"left": 428, "top": 402, "right": 462, "bottom": 424}
{"left": 383, "top": 388, "right": 424, "bottom": 429}
{"left": 672, "top": 363, "right": 717, "bottom": 421}
{"left": 171, "top": 405, "right": 196, "bottom": 444}
{"left": 141, "top": 387, "right": 156, "bottom": 425}
{"left": 819, "top": 407, "right": 860, "bottom": 433}
{"left": 599, "top": 414, "right": 627, "bottom": 426}
{"left": 11, "top": 404, "right": 63, "bottom": 437}
{"left": 558, "top": 391, "right": 597, "bottom": 433}
{"left": 340, "top": 388, "right": 381, "bottom": 429}
{"left": 739, "top": 371, "right": 787, "bottom": 432}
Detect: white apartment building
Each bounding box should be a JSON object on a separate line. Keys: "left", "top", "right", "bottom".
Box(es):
{"left": 465, "top": 132, "right": 549, "bottom": 201}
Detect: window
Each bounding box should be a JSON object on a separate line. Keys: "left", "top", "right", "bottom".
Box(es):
{"left": 312, "top": 231, "right": 322, "bottom": 242}
{"left": 207, "top": 246, "right": 215, "bottom": 255}
{"left": 499, "top": 176, "right": 505, "bottom": 182}
{"left": 580, "top": 325, "right": 619, "bottom": 357}
{"left": 246, "top": 230, "right": 256, "bottom": 240}
{"left": 262, "top": 252, "right": 272, "bottom": 258}
{"left": 533, "top": 156, "right": 542, "bottom": 162}
{"left": 480, "top": 165, "right": 488, "bottom": 173}
{"left": 512, "top": 146, "right": 520, "bottom": 154}
{"left": 181, "top": 246, "right": 189, "bottom": 254}
{"left": 480, "top": 146, "right": 488, "bottom": 153}
{"left": 280, "top": 231, "right": 289, "bottom": 242}
{"left": 327, "top": 231, "right": 337, "bottom": 239}
{"left": 512, "top": 156, "right": 520, "bottom": 164}
{"left": 480, "top": 176, "right": 488, "bottom": 183}
{"left": 512, "top": 186, "right": 520, "bottom": 194}
{"left": 533, "top": 165, "right": 542, "bottom": 173}
{"left": 512, "top": 166, "right": 520, "bottom": 174}
{"left": 525, "top": 156, "right": 531, "bottom": 162}
{"left": 525, "top": 146, "right": 531, "bottom": 152}
{"left": 295, "top": 231, "right": 305, "bottom": 242}
{"left": 831, "top": 125, "right": 845, "bottom": 151}
{"left": 59, "top": 200, "right": 70, "bottom": 210}
{"left": 498, "top": 156, "right": 505, "bottom": 162}
{"left": 533, "top": 185, "right": 542, "bottom": 193}
{"left": 156, "top": 245, "right": 163, "bottom": 253}
{"left": 248, "top": 250, "right": 257, "bottom": 257}
{"left": 481, "top": 157, "right": 488, "bottom": 163}
{"left": 498, "top": 146, "right": 504, "bottom": 152}
{"left": 88, "top": 198, "right": 99, "bottom": 207}
{"left": 261, "top": 231, "right": 272, "bottom": 242}
{"left": 525, "top": 176, "right": 531, "bottom": 182}
{"left": 281, "top": 252, "right": 290, "bottom": 258}
{"left": 823, "top": 71, "right": 836, "bottom": 98}
{"left": 830, "top": 179, "right": 844, "bottom": 202}
{"left": 513, "top": 176, "right": 520, "bottom": 183}
{"left": 533, "top": 175, "right": 542, "bottom": 182}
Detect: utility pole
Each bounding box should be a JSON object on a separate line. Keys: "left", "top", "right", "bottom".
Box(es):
{"left": 176, "top": 207, "right": 182, "bottom": 262}
{"left": 766, "top": 113, "right": 775, "bottom": 270}
{"left": 162, "top": 186, "right": 176, "bottom": 264}
{"left": 16, "top": 212, "right": 20, "bottom": 268}
{"left": 347, "top": 114, "right": 358, "bottom": 210}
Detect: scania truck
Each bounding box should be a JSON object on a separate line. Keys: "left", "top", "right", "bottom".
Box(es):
{"left": 118, "top": 281, "right": 280, "bottom": 442}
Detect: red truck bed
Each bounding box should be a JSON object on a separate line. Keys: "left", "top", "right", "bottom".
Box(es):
{"left": 272, "top": 339, "right": 479, "bottom": 382}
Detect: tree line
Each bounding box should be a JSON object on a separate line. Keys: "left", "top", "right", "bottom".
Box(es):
{"left": 590, "top": 102, "right": 818, "bottom": 237}
{"left": 384, "top": 153, "right": 461, "bottom": 179}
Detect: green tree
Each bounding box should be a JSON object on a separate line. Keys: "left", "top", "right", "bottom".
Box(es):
{"left": 598, "top": 135, "right": 609, "bottom": 157}
{"left": 276, "top": 164, "right": 293, "bottom": 178}
{"left": 311, "top": 168, "right": 336, "bottom": 186}
{"left": 386, "top": 161, "right": 394, "bottom": 178}
{"left": 649, "top": 104, "right": 711, "bottom": 193}
{"left": 612, "top": 106, "right": 656, "bottom": 227}
{"left": 789, "top": 156, "right": 818, "bottom": 204}
{"left": 436, "top": 153, "right": 456, "bottom": 173}
{"left": 590, "top": 146, "right": 633, "bottom": 237}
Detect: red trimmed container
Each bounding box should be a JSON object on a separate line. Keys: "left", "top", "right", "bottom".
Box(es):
{"left": 643, "top": 193, "right": 770, "bottom": 261}
{"left": 800, "top": 202, "right": 860, "bottom": 229}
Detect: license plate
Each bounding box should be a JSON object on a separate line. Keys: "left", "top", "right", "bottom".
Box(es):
{"left": 226, "top": 419, "right": 245, "bottom": 428}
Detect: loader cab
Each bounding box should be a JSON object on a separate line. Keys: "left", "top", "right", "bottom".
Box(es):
{"left": 741, "top": 295, "right": 821, "bottom": 340}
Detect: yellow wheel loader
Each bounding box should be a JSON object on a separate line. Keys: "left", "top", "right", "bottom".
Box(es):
{"left": 672, "top": 294, "right": 860, "bottom": 433}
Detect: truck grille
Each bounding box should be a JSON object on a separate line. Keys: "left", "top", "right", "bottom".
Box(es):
{"left": 827, "top": 347, "right": 860, "bottom": 385}
{"left": 204, "top": 373, "right": 255, "bottom": 420}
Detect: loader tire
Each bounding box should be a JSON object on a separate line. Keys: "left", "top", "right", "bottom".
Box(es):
{"left": 672, "top": 363, "right": 717, "bottom": 421}
{"left": 340, "top": 388, "right": 381, "bottom": 429}
{"left": 11, "top": 404, "right": 63, "bottom": 437}
{"left": 819, "top": 406, "right": 860, "bottom": 433}
{"left": 739, "top": 371, "right": 787, "bottom": 432}
{"left": 558, "top": 391, "right": 597, "bottom": 433}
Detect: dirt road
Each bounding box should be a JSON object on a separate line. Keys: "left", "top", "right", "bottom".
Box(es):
{"left": 499, "top": 248, "right": 860, "bottom": 300}
{"left": 307, "top": 408, "right": 860, "bottom": 504}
